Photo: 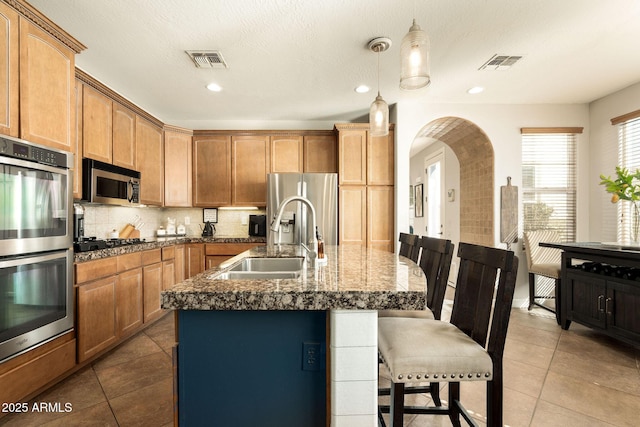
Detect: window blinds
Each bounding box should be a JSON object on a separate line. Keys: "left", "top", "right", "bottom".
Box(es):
{"left": 521, "top": 132, "right": 577, "bottom": 241}
{"left": 616, "top": 117, "right": 640, "bottom": 241}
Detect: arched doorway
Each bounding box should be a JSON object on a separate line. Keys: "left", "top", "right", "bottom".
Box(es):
{"left": 411, "top": 116, "right": 494, "bottom": 246}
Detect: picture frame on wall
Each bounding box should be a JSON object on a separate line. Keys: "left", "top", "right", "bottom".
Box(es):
{"left": 415, "top": 184, "right": 424, "bottom": 217}
{"left": 409, "top": 185, "right": 415, "bottom": 209}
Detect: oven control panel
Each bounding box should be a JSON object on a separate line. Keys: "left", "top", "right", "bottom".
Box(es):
{"left": 1, "top": 135, "right": 69, "bottom": 168}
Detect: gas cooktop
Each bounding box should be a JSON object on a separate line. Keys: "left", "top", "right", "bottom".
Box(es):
{"left": 74, "top": 237, "right": 146, "bottom": 252}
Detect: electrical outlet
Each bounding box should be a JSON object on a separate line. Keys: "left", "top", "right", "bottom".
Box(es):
{"left": 184, "top": 216, "right": 190, "bottom": 225}
{"left": 302, "top": 342, "right": 324, "bottom": 371}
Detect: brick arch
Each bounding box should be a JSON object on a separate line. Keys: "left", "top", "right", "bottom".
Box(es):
{"left": 416, "top": 117, "right": 494, "bottom": 246}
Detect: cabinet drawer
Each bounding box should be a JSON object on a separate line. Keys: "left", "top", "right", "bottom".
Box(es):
{"left": 162, "top": 246, "right": 175, "bottom": 261}
{"left": 205, "top": 243, "right": 263, "bottom": 256}
{"left": 75, "top": 257, "right": 117, "bottom": 284}
{"left": 117, "top": 252, "right": 142, "bottom": 273}
{"left": 142, "top": 249, "right": 162, "bottom": 265}
{"left": 0, "top": 337, "right": 76, "bottom": 404}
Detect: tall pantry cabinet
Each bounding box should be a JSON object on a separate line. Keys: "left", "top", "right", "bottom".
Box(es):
{"left": 335, "top": 123, "right": 395, "bottom": 252}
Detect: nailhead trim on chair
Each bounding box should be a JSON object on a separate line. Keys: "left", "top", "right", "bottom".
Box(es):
{"left": 396, "top": 371, "right": 491, "bottom": 381}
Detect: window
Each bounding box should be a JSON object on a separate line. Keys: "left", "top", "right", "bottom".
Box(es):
{"left": 521, "top": 128, "right": 581, "bottom": 241}
{"left": 615, "top": 116, "right": 640, "bottom": 241}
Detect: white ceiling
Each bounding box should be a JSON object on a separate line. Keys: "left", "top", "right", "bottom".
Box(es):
{"left": 29, "top": 0, "right": 640, "bottom": 130}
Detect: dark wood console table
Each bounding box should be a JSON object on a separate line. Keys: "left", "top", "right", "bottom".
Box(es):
{"left": 540, "top": 242, "right": 640, "bottom": 348}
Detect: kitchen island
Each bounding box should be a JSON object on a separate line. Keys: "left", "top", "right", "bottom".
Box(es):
{"left": 161, "top": 244, "right": 426, "bottom": 427}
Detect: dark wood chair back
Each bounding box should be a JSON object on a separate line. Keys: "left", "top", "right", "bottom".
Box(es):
{"left": 417, "top": 236, "right": 454, "bottom": 320}
{"left": 450, "top": 242, "right": 518, "bottom": 358}
{"left": 398, "top": 233, "right": 419, "bottom": 261}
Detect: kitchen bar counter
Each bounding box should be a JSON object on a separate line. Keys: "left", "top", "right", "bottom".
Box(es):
{"left": 161, "top": 245, "right": 426, "bottom": 426}
{"left": 73, "top": 235, "right": 266, "bottom": 262}
{"left": 161, "top": 244, "right": 427, "bottom": 311}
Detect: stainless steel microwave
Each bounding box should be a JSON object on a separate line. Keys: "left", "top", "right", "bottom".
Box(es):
{"left": 82, "top": 158, "right": 141, "bottom": 206}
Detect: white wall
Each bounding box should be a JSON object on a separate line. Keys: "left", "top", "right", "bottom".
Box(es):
{"left": 589, "top": 81, "right": 640, "bottom": 242}
{"left": 396, "top": 102, "right": 590, "bottom": 307}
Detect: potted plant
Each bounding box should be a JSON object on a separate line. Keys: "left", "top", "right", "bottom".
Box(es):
{"left": 600, "top": 166, "right": 640, "bottom": 242}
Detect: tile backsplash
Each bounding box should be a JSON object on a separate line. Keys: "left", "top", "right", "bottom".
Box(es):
{"left": 80, "top": 204, "right": 266, "bottom": 239}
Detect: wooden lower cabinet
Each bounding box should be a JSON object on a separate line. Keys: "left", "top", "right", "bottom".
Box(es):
{"left": 205, "top": 243, "right": 264, "bottom": 269}
{"left": 185, "top": 243, "right": 205, "bottom": 278}
{"left": 77, "top": 275, "right": 118, "bottom": 363}
{"left": 0, "top": 332, "right": 76, "bottom": 406}
{"left": 116, "top": 268, "right": 143, "bottom": 337}
{"left": 143, "top": 262, "right": 163, "bottom": 323}
{"left": 174, "top": 245, "right": 185, "bottom": 283}
{"left": 565, "top": 270, "right": 640, "bottom": 345}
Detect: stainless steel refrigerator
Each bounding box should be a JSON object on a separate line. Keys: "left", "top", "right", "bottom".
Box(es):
{"left": 267, "top": 173, "right": 338, "bottom": 246}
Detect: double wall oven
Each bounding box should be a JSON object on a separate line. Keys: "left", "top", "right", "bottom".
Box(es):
{"left": 0, "top": 135, "right": 74, "bottom": 362}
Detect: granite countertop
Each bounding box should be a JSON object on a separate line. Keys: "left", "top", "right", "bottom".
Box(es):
{"left": 74, "top": 236, "right": 266, "bottom": 262}
{"left": 161, "top": 245, "right": 427, "bottom": 311}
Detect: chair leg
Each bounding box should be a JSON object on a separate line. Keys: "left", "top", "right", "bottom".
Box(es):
{"left": 448, "top": 382, "right": 462, "bottom": 427}
{"left": 389, "top": 382, "right": 405, "bottom": 427}
{"left": 486, "top": 366, "right": 503, "bottom": 427}
{"left": 528, "top": 273, "right": 535, "bottom": 310}
{"left": 430, "top": 382, "right": 441, "bottom": 406}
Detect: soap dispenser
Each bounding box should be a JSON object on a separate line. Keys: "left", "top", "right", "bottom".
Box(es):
{"left": 316, "top": 226, "right": 325, "bottom": 260}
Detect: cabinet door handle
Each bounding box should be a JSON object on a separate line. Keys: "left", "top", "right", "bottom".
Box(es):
{"left": 606, "top": 297, "right": 613, "bottom": 315}
{"left": 598, "top": 295, "right": 605, "bottom": 313}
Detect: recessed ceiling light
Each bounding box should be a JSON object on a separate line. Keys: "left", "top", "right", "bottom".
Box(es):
{"left": 355, "top": 85, "right": 370, "bottom": 93}
{"left": 467, "top": 86, "right": 484, "bottom": 94}
{"left": 206, "top": 83, "right": 222, "bottom": 92}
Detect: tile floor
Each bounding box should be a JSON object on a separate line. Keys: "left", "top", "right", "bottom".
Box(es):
{"left": 2, "top": 297, "right": 639, "bottom": 427}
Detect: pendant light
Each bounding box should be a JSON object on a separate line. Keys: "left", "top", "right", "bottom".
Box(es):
{"left": 368, "top": 37, "right": 391, "bottom": 137}
{"left": 400, "top": 18, "right": 430, "bottom": 90}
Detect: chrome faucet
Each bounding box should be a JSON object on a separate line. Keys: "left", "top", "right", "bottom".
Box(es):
{"left": 270, "top": 196, "right": 318, "bottom": 266}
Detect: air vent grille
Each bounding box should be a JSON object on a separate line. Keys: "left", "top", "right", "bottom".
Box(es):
{"left": 185, "top": 50, "right": 228, "bottom": 69}
{"left": 479, "top": 54, "right": 522, "bottom": 70}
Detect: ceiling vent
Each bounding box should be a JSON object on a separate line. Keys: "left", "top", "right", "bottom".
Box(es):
{"left": 479, "top": 54, "right": 522, "bottom": 70}
{"left": 185, "top": 50, "right": 228, "bottom": 69}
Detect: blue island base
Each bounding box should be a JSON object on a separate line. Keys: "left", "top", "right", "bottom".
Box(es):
{"left": 177, "top": 310, "right": 327, "bottom": 427}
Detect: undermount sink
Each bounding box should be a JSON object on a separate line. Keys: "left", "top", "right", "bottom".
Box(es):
{"left": 216, "top": 257, "right": 305, "bottom": 280}
{"left": 217, "top": 271, "right": 301, "bottom": 280}
{"left": 229, "top": 257, "right": 305, "bottom": 272}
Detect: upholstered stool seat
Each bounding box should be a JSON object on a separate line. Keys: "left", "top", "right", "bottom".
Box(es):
{"left": 528, "top": 262, "right": 560, "bottom": 279}
{"left": 378, "top": 309, "right": 434, "bottom": 319}
{"left": 378, "top": 318, "right": 493, "bottom": 382}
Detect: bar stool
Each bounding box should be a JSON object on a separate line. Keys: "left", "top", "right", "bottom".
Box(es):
{"left": 378, "top": 236, "right": 455, "bottom": 406}
{"left": 398, "top": 232, "right": 420, "bottom": 262}
{"left": 378, "top": 243, "right": 519, "bottom": 426}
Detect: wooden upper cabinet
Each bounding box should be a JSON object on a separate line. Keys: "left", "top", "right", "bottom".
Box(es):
{"left": 193, "top": 136, "right": 232, "bottom": 206}
{"left": 112, "top": 104, "right": 136, "bottom": 169}
{"left": 82, "top": 85, "right": 112, "bottom": 163}
{"left": 164, "top": 127, "right": 193, "bottom": 207}
{"left": 304, "top": 135, "right": 337, "bottom": 173}
{"left": 232, "top": 135, "right": 270, "bottom": 206}
{"left": 19, "top": 17, "right": 75, "bottom": 151}
{"left": 0, "top": 3, "right": 19, "bottom": 137}
{"left": 271, "top": 135, "right": 303, "bottom": 173}
{"left": 136, "top": 116, "right": 163, "bottom": 206}
{"left": 337, "top": 127, "right": 367, "bottom": 185}
{"left": 73, "top": 80, "right": 83, "bottom": 199}
{"left": 368, "top": 127, "right": 394, "bottom": 186}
